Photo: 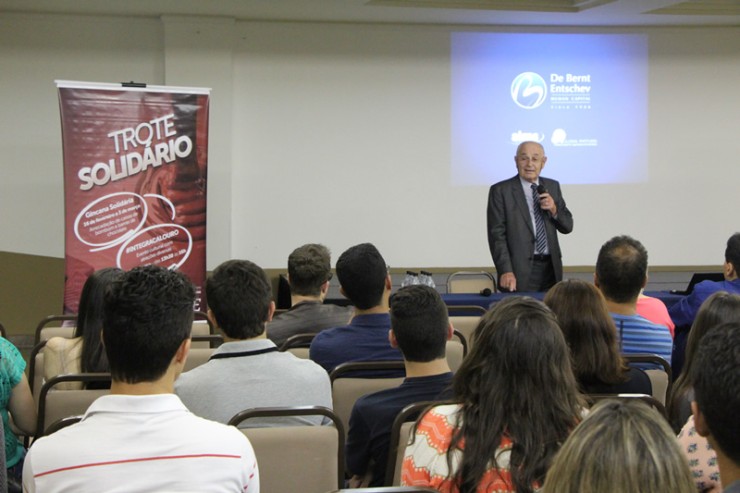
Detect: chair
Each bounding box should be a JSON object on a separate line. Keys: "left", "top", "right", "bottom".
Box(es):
{"left": 585, "top": 393, "right": 668, "bottom": 420}
{"left": 446, "top": 305, "right": 487, "bottom": 316}
{"left": 34, "top": 315, "right": 77, "bottom": 345}
{"left": 43, "top": 415, "right": 83, "bottom": 436}
{"left": 445, "top": 339, "right": 465, "bottom": 374}
{"left": 279, "top": 333, "right": 317, "bottom": 359}
{"left": 450, "top": 315, "right": 481, "bottom": 350}
{"left": 190, "top": 334, "right": 223, "bottom": 349}
{"left": 183, "top": 347, "right": 216, "bottom": 372}
{"left": 35, "top": 373, "right": 111, "bottom": 439}
{"left": 447, "top": 271, "right": 496, "bottom": 294}
{"left": 0, "top": 321, "right": 6, "bottom": 339}
{"left": 623, "top": 354, "right": 673, "bottom": 405}
{"left": 330, "top": 361, "right": 406, "bottom": 439}
{"left": 228, "top": 406, "right": 344, "bottom": 493}
{"left": 28, "top": 340, "right": 48, "bottom": 404}
{"left": 385, "top": 401, "right": 437, "bottom": 486}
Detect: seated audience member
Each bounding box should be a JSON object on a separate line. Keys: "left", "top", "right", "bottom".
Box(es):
{"left": 23, "top": 266, "right": 259, "bottom": 492}
{"left": 594, "top": 235, "right": 673, "bottom": 364}
{"left": 668, "top": 291, "right": 740, "bottom": 432}
{"left": 267, "top": 243, "right": 352, "bottom": 348}
{"left": 44, "top": 267, "right": 122, "bottom": 390}
{"left": 402, "top": 297, "right": 583, "bottom": 493}
{"left": 310, "top": 243, "right": 402, "bottom": 373}
{"left": 544, "top": 279, "right": 651, "bottom": 395}
{"left": 677, "top": 415, "right": 722, "bottom": 493}
{"left": 670, "top": 233, "right": 740, "bottom": 330}
{"left": 637, "top": 291, "right": 675, "bottom": 337}
{"left": 543, "top": 399, "right": 695, "bottom": 493}
{"left": 176, "top": 259, "right": 331, "bottom": 427}
{"left": 689, "top": 322, "right": 740, "bottom": 493}
{"left": 346, "top": 285, "right": 454, "bottom": 487}
{"left": 1, "top": 337, "right": 37, "bottom": 489}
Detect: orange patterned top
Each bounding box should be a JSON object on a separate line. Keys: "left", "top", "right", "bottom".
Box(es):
{"left": 401, "top": 404, "right": 537, "bottom": 493}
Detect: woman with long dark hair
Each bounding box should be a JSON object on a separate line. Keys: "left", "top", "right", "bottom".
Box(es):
{"left": 401, "top": 297, "right": 583, "bottom": 493}
{"left": 543, "top": 279, "right": 651, "bottom": 395}
{"left": 43, "top": 267, "right": 122, "bottom": 389}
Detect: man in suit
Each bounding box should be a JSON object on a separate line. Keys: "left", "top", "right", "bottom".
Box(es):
{"left": 487, "top": 141, "right": 573, "bottom": 292}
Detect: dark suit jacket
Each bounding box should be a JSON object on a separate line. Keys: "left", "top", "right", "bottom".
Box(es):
{"left": 487, "top": 175, "right": 573, "bottom": 287}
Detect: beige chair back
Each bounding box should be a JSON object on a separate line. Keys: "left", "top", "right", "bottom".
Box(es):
{"left": 36, "top": 373, "right": 111, "bottom": 439}
{"left": 183, "top": 347, "right": 215, "bottom": 372}
{"left": 450, "top": 316, "right": 481, "bottom": 349}
{"left": 229, "top": 407, "right": 344, "bottom": 493}
{"left": 622, "top": 354, "right": 672, "bottom": 405}
{"left": 190, "top": 320, "right": 212, "bottom": 348}
{"left": 38, "top": 326, "right": 75, "bottom": 343}
{"left": 447, "top": 271, "right": 496, "bottom": 294}
{"left": 445, "top": 340, "right": 465, "bottom": 374}
{"left": 385, "top": 401, "right": 438, "bottom": 486}
{"left": 330, "top": 361, "right": 406, "bottom": 439}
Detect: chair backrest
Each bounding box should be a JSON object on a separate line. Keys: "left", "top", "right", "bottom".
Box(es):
{"left": 190, "top": 320, "right": 213, "bottom": 348}
{"left": 190, "top": 334, "right": 223, "bottom": 349}
{"left": 385, "top": 401, "right": 437, "bottom": 486}
{"left": 34, "top": 315, "right": 78, "bottom": 345}
{"left": 0, "top": 321, "right": 6, "bottom": 339}
{"left": 585, "top": 393, "right": 668, "bottom": 420}
{"left": 28, "top": 341, "right": 48, "bottom": 404}
{"left": 446, "top": 305, "right": 487, "bottom": 316}
{"left": 445, "top": 340, "right": 465, "bottom": 374}
{"left": 183, "top": 347, "right": 216, "bottom": 372}
{"left": 43, "top": 415, "right": 83, "bottom": 437}
{"left": 36, "top": 373, "right": 111, "bottom": 439}
{"left": 278, "top": 333, "right": 317, "bottom": 359}
{"left": 228, "top": 406, "right": 344, "bottom": 493}
{"left": 447, "top": 271, "right": 496, "bottom": 294}
{"left": 449, "top": 315, "right": 481, "bottom": 349}
{"left": 330, "top": 361, "right": 406, "bottom": 439}
{"left": 622, "top": 353, "right": 673, "bottom": 405}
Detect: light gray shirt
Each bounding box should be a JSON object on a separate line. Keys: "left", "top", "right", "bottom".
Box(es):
{"left": 175, "top": 339, "right": 332, "bottom": 427}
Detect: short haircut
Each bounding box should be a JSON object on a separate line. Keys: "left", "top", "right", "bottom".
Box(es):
{"left": 390, "top": 285, "right": 449, "bottom": 362}
{"left": 543, "top": 399, "right": 695, "bottom": 493}
{"left": 725, "top": 233, "right": 740, "bottom": 273}
{"left": 691, "top": 322, "right": 740, "bottom": 465}
{"left": 103, "top": 265, "right": 195, "bottom": 384}
{"left": 595, "top": 235, "right": 648, "bottom": 303}
{"left": 287, "top": 243, "right": 332, "bottom": 297}
{"left": 206, "top": 259, "right": 272, "bottom": 339}
{"left": 336, "top": 243, "right": 387, "bottom": 310}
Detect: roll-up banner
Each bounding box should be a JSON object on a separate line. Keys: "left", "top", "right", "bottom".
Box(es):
{"left": 57, "top": 81, "right": 209, "bottom": 314}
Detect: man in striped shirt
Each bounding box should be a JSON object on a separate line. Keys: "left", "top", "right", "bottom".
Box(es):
{"left": 595, "top": 235, "right": 673, "bottom": 365}
{"left": 23, "top": 266, "right": 259, "bottom": 493}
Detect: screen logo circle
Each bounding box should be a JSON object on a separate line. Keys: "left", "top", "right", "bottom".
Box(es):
{"left": 511, "top": 72, "right": 547, "bottom": 109}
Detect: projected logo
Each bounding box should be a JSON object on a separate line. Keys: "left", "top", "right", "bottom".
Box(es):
{"left": 511, "top": 72, "right": 547, "bottom": 109}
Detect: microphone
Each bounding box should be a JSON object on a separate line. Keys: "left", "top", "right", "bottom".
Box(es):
{"left": 536, "top": 184, "right": 547, "bottom": 195}
{"left": 480, "top": 288, "right": 492, "bottom": 296}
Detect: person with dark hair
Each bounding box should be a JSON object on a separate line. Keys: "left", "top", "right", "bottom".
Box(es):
{"left": 543, "top": 399, "right": 695, "bottom": 493}
{"left": 23, "top": 265, "right": 259, "bottom": 492}
{"left": 176, "top": 259, "right": 331, "bottom": 427}
{"left": 266, "top": 243, "right": 352, "bottom": 347}
{"left": 487, "top": 141, "right": 573, "bottom": 292}
{"left": 544, "top": 279, "right": 651, "bottom": 395}
{"left": 402, "top": 297, "right": 584, "bottom": 493}
{"left": 44, "top": 267, "right": 122, "bottom": 390}
{"left": 345, "top": 285, "right": 453, "bottom": 487}
{"left": 309, "top": 243, "right": 402, "bottom": 373}
{"left": 594, "top": 235, "right": 672, "bottom": 364}
{"left": 690, "top": 322, "right": 740, "bottom": 492}
{"left": 669, "top": 291, "right": 740, "bottom": 432}
{"left": 669, "top": 233, "right": 740, "bottom": 365}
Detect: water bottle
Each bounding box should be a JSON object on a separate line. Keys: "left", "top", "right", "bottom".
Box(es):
{"left": 420, "top": 270, "right": 436, "bottom": 288}
{"left": 401, "top": 270, "right": 419, "bottom": 287}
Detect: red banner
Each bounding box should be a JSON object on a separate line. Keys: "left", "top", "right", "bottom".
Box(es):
{"left": 57, "top": 81, "right": 209, "bottom": 313}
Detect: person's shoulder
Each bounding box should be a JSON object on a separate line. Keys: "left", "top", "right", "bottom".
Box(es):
{"left": 491, "top": 175, "right": 519, "bottom": 189}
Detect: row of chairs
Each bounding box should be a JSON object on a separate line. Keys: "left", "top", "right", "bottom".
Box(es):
{"left": 42, "top": 391, "right": 665, "bottom": 493}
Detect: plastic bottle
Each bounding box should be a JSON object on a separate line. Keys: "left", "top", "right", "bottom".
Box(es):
{"left": 401, "top": 270, "right": 419, "bottom": 287}
{"left": 419, "top": 270, "right": 436, "bottom": 288}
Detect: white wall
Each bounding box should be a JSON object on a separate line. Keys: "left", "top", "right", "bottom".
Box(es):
{"left": 1, "top": 14, "right": 739, "bottom": 269}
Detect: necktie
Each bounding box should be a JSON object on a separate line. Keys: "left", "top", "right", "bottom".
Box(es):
{"left": 531, "top": 184, "right": 548, "bottom": 254}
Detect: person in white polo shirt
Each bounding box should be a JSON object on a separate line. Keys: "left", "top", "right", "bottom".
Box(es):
{"left": 23, "top": 265, "right": 259, "bottom": 493}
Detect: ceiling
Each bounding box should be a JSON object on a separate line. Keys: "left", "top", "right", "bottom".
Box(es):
{"left": 0, "top": 0, "right": 739, "bottom": 26}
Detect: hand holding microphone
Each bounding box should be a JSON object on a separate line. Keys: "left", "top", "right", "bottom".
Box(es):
{"left": 536, "top": 184, "right": 557, "bottom": 216}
